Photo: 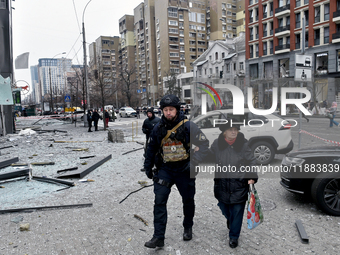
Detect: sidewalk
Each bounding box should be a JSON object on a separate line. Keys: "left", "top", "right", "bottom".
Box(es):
{"left": 0, "top": 120, "right": 339, "bottom": 254}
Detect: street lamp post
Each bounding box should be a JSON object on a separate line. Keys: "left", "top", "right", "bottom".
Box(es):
{"left": 82, "top": 0, "right": 93, "bottom": 126}
{"left": 48, "top": 52, "right": 66, "bottom": 114}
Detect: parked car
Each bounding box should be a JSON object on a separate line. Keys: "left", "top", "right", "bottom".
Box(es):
{"left": 192, "top": 109, "right": 294, "bottom": 164}
{"left": 119, "top": 107, "right": 137, "bottom": 118}
{"left": 280, "top": 146, "right": 340, "bottom": 216}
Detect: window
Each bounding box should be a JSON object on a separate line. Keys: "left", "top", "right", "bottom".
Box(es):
{"left": 189, "top": 12, "right": 196, "bottom": 22}
{"left": 314, "top": 29, "right": 320, "bottom": 45}
{"left": 249, "top": 64, "right": 258, "bottom": 79}
{"left": 324, "top": 27, "right": 329, "bottom": 44}
{"left": 215, "top": 52, "right": 218, "bottom": 60}
{"left": 249, "top": 45, "right": 254, "bottom": 58}
{"left": 278, "top": 18, "right": 283, "bottom": 28}
{"left": 315, "top": 6, "right": 320, "bottom": 23}
{"left": 169, "top": 28, "right": 178, "bottom": 33}
{"left": 262, "top": 23, "right": 267, "bottom": 38}
{"left": 263, "top": 41, "right": 267, "bottom": 55}
{"left": 240, "top": 62, "right": 244, "bottom": 70}
{"left": 179, "top": 14, "right": 184, "bottom": 20}
{"left": 169, "top": 20, "right": 178, "bottom": 26}
{"left": 270, "top": 40, "right": 273, "bottom": 54}
{"left": 250, "top": 27, "right": 254, "bottom": 40}
{"left": 226, "top": 63, "right": 230, "bottom": 71}
{"left": 324, "top": 3, "right": 329, "bottom": 21}
{"left": 215, "top": 67, "right": 219, "bottom": 74}
{"left": 304, "top": 10, "right": 309, "bottom": 26}
{"left": 270, "top": 21, "right": 273, "bottom": 35}
{"left": 296, "top": 0, "right": 301, "bottom": 8}
{"left": 295, "top": 33, "right": 301, "bottom": 49}
{"left": 295, "top": 13, "right": 300, "bottom": 28}
{"left": 222, "top": 52, "right": 225, "bottom": 58}
{"left": 263, "top": 5, "right": 267, "bottom": 18}
{"left": 168, "top": 7, "right": 178, "bottom": 18}
{"left": 198, "top": 13, "right": 205, "bottom": 23}
{"left": 270, "top": 2, "right": 273, "bottom": 16}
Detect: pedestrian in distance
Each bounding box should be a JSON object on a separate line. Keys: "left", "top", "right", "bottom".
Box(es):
{"left": 143, "top": 95, "right": 209, "bottom": 249}
{"left": 209, "top": 119, "right": 257, "bottom": 248}
{"left": 136, "top": 107, "right": 140, "bottom": 119}
{"left": 141, "top": 108, "right": 160, "bottom": 159}
{"left": 92, "top": 109, "right": 101, "bottom": 131}
{"left": 87, "top": 110, "right": 93, "bottom": 132}
{"left": 326, "top": 101, "right": 339, "bottom": 127}
{"left": 104, "top": 110, "right": 110, "bottom": 128}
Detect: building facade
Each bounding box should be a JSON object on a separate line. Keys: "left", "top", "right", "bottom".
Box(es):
{"left": 245, "top": 0, "right": 340, "bottom": 107}
{"left": 38, "top": 58, "right": 72, "bottom": 99}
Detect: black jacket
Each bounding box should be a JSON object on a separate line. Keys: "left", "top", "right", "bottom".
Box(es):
{"left": 142, "top": 114, "right": 160, "bottom": 139}
{"left": 144, "top": 111, "right": 209, "bottom": 172}
{"left": 87, "top": 112, "right": 92, "bottom": 122}
{"left": 92, "top": 111, "right": 100, "bottom": 122}
{"left": 210, "top": 132, "right": 258, "bottom": 204}
{"left": 104, "top": 111, "right": 110, "bottom": 119}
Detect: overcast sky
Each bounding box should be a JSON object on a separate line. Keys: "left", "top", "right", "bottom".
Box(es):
{"left": 12, "top": 0, "right": 143, "bottom": 88}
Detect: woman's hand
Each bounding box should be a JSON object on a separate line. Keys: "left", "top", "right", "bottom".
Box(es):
{"left": 248, "top": 179, "right": 255, "bottom": 184}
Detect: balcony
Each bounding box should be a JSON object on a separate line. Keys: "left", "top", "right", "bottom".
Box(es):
{"left": 275, "top": 24, "right": 290, "bottom": 37}
{"left": 332, "top": 32, "right": 340, "bottom": 43}
{"left": 275, "top": 44, "right": 290, "bottom": 53}
{"left": 333, "top": 10, "right": 340, "bottom": 23}
{"left": 275, "top": 4, "right": 290, "bottom": 17}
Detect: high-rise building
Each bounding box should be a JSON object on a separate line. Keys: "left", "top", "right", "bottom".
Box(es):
{"left": 30, "top": 65, "right": 39, "bottom": 103}
{"left": 38, "top": 58, "right": 72, "bottom": 98}
{"left": 245, "top": 0, "right": 340, "bottom": 105}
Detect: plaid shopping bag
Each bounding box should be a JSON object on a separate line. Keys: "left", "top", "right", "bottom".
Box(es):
{"left": 247, "top": 184, "right": 264, "bottom": 229}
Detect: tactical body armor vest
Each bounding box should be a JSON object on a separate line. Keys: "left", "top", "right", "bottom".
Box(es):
{"left": 161, "top": 119, "right": 189, "bottom": 163}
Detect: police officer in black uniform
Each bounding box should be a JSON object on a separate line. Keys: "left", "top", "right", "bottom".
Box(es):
{"left": 143, "top": 95, "right": 209, "bottom": 249}
{"left": 142, "top": 107, "right": 160, "bottom": 153}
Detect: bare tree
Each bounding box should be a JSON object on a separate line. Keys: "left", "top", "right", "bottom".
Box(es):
{"left": 118, "top": 64, "right": 139, "bottom": 107}
{"left": 164, "top": 70, "right": 181, "bottom": 98}
{"left": 89, "top": 60, "right": 118, "bottom": 130}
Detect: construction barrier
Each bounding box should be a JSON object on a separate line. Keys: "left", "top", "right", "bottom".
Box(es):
{"left": 299, "top": 130, "right": 340, "bottom": 146}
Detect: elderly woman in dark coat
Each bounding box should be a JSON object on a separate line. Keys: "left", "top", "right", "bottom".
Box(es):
{"left": 210, "top": 120, "right": 258, "bottom": 248}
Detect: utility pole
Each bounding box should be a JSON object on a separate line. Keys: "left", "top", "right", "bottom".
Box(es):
{"left": 298, "top": 17, "right": 305, "bottom": 149}
{"left": 82, "top": 0, "right": 93, "bottom": 126}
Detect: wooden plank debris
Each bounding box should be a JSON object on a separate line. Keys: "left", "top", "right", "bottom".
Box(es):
{"left": 0, "top": 203, "right": 93, "bottom": 214}
{"left": 57, "top": 155, "right": 112, "bottom": 179}
{"left": 0, "top": 157, "right": 19, "bottom": 169}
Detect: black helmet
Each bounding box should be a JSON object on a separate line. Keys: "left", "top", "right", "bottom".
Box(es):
{"left": 160, "top": 95, "right": 181, "bottom": 110}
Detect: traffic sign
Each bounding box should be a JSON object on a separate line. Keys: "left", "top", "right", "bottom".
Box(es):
{"left": 65, "top": 94, "right": 71, "bottom": 102}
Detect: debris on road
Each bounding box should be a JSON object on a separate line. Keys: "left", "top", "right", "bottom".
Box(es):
{"left": 30, "top": 162, "right": 55, "bottom": 166}
{"left": 122, "top": 147, "right": 143, "bottom": 155}
{"left": 0, "top": 157, "right": 20, "bottom": 169}
{"left": 33, "top": 176, "right": 75, "bottom": 187}
{"left": 19, "top": 223, "right": 30, "bottom": 231}
{"left": 134, "top": 214, "right": 148, "bottom": 226}
{"left": 0, "top": 203, "right": 93, "bottom": 214}
{"left": 57, "top": 155, "right": 112, "bottom": 179}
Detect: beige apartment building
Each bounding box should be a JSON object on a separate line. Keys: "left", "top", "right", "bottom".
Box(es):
{"left": 88, "top": 1, "right": 245, "bottom": 106}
